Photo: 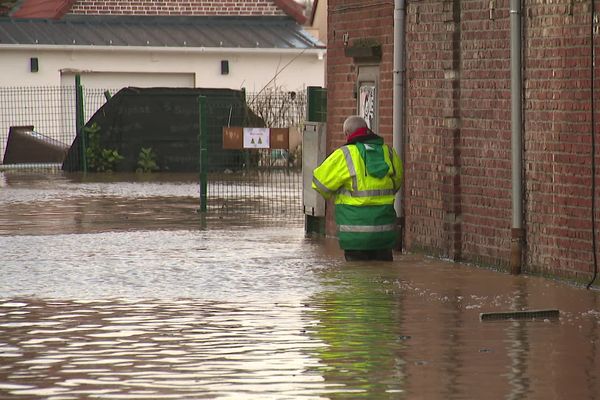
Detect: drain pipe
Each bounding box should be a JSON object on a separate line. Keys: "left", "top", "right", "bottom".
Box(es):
{"left": 393, "top": 0, "right": 406, "bottom": 251}
{"left": 510, "top": 0, "right": 524, "bottom": 274}
{"left": 586, "top": 0, "right": 597, "bottom": 289}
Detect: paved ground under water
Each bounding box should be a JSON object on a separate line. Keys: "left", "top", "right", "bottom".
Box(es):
{"left": 1, "top": 171, "right": 599, "bottom": 399}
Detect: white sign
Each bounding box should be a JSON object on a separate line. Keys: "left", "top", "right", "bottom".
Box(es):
{"left": 243, "top": 127, "right": 270, "bottom": 149}
{"left": 359, "top": 84, "right": 376, "bottom": 129}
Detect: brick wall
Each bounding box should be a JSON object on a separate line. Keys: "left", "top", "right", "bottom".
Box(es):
{"left": 326, "top": 0, "right": 395, "bottom": 236}
{"left": 457, "top": 0, "right": 513, "bottom": 267}
{"left": 69, "top": 0, "right": 287, "bottom": 16}
{"left": 405, "top": 0, "right": 466, "bottom": 260}
{"left": 327, "top": 0, "right": 600, "bottom": 281}
{"left": 524, "top": 0, "right": 600, "bottom": 279}
{"left": 405, "top": 0, "right": 515, "bottom": 267}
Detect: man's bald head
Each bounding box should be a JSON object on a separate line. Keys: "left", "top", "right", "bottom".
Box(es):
{"left": 343, "top": 116, "right": 368, "bottom": 137}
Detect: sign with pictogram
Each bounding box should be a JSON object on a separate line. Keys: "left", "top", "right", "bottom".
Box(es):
{"left": 222, "top": 127, "right": 289, "bottom": 150}
{"left": 243, "top": 127, "right": 270, "bottom": 149}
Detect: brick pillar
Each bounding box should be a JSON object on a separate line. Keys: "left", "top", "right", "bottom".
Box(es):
{"left": 441, "top": 0, "right": 462, "bottom": 260}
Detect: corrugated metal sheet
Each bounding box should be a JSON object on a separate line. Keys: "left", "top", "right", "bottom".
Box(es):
{"left": 0, "top": 15, "right": 324, "bottom": 49}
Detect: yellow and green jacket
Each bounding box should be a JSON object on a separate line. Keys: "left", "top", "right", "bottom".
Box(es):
{"left": 312, "top": 132, "right": 403, "bottom": 250}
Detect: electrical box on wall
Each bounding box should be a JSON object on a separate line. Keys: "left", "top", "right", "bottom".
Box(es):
{"left": 356, "top": 65, "right": 380, "bottom": 132}
{"left": 302, "top": 122, "right": 326, "bottom": 217}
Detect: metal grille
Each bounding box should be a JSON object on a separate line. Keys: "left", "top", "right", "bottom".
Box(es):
{"left": 0, "top": 86, "right": 116, "bottom": 170}
{"left": 0, "top": 86, "right": 307, "bottom": 220}
{"left": 207, "top": 168, "right": 302, "bottom": 218}
{"left": 205, "top": 89, "right": 305, "bottom": 219}
{"left": 246, "top": 88, "right": 306, "bottom": 128}
{"left": 480, "top": 309, "right": 560, "bottom": 321}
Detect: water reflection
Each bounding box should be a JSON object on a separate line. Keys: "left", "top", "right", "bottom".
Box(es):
{"left": 0, "top": 228, "right": 321, "bottom": 301}
{"left": 1, "top": 255, "right": 600, "bottom": 399}
{"left": 499, "top": 279, "right": 600, "bottom": 400}
{"left": 505, "top": 281, "right": 532, "bottom": 400}
{"left": 1, "top": 172, "right": 600, "bottom": 399}
{"left": 0, "top": 299, "right": 331, "bottom": 399}
{"left": 306, "top": 264, "right": 406, "bottom": 398}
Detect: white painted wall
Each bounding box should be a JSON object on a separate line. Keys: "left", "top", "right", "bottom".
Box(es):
{"left": 0, "top": 46, "right": 324, "bottom": 163}
{"left": 60, "top": 72, "right": 196, "bottom": 89}
{"left": 0, "top": 47, "right": 325, "bottom": 91}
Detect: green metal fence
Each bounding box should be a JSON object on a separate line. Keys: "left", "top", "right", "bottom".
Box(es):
{"left": 0, "top": 85, "right": 307, "bottom": 219}
{"left": 0, "top": 86, "right": 114, "bottom": 170}
{"left": 202, "top": 89, "right": 306, "bottom": 218}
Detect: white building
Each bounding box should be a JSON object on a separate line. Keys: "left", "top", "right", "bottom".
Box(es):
{"left": 0, "top": 2, "right": 325, "bottom": 91}
{"left": 0, "top": 0, "right": 325, "bottom": 163}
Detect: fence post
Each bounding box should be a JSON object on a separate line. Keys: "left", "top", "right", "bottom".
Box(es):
{"left": 241, "top": 88, "right": 251, "bottom": 173}
{"left": 307, "top": 86, "right": 327, "bottom": 123}
{"left": 75, "top": 74, "right": 87, "bottom": 173}
{"left": 198, "top": 95, "right": 208, "bottom": 212}
{"left": 305, "top": 86, "right": 327, "bottom": 236}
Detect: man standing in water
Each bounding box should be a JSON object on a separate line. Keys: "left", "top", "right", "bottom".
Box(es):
{"left": 312, "top": 116, "right": 403, "bottom": 261}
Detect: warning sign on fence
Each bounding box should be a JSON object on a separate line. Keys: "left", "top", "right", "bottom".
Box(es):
{"left": 222, "top": 127, "right": 289, "bottom": 150}
{"left": 243, "top": 127, "right": 269, "bottom": 149}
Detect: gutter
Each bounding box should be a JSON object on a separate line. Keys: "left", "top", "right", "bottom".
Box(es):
{"left": 0, "top": 44, "right": 325, "bottom": 57}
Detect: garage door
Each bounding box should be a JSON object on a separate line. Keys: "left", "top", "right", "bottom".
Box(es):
{"left": 60, "top": 72, "right": 195, "bottom": 89}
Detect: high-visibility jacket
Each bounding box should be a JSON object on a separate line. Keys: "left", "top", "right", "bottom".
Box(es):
{"left": 312, "top": 136, "right": 403, "bottom": 250}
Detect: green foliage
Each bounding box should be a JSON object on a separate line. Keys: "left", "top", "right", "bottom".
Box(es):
{"left": 83, "top": 122, "right": 123, "bottom": 172}
{"left": 136, "top": 147, "right": 159, "bottom": 173}
{"left": 98, "top": 149, "right": 124, "bottom": 172}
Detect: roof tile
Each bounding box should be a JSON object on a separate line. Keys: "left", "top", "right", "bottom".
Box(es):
{"left": 0, "top": 15, "right": 325, "bottom": 50}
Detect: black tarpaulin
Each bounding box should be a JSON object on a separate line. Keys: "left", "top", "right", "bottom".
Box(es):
{"left": 62, "top": 87, "right": 259, "bottom": 172}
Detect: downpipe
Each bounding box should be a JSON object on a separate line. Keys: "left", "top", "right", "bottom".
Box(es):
{"left": 393, "top": 0, "right": 406, "bottom": 251}
{"left": 510, "top": 0, "right": 524, "bottom": 275}
{"left": 586, "top": 0, "right": 598, "bottom": 289}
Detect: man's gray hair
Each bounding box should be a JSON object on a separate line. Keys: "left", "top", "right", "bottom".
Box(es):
{"left": 343, "top": 116, "right": 368, "bottom": 136}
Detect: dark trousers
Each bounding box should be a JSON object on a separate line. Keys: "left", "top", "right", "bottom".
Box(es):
{"left": 344, "top": 249, "right": 393, "bottom": 262}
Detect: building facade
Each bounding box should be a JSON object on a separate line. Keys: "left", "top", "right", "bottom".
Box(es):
{"left": 0, "top": 0, "right": 325, "bottom": 161}
{"left": 327, "top": 0, "right": 600, "bottom": 285}
{"left": 0, "top": 0, "right": 325, "bottom": 91}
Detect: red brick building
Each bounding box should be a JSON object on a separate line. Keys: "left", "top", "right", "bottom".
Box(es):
{"left": 7, "top": 0, "right": 306, "bottom": 22}
{"left": 327, "top": 0, "right": 600, "bottom": 285}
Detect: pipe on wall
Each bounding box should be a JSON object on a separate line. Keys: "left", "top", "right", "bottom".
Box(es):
{"left": 393, "top": 0, "right": 406, "bottom": 251}
{"left": 586, "top": 0, "right": 598, "bottom": 289}
{"left": 510, "top": 0, "right": 524, "bottom": 274}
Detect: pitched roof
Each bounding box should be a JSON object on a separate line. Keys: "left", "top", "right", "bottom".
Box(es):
{"left": 10, "top": 0, "right": 74, "bottom": 19}
{"left": 0, "top": 0, "right": 19, "bottom": 16}
{"left": 273, "top": 0, "right": 306, "bottom": 25}
{"left": 0, "top": 15, "right": 324, "bottom": 50}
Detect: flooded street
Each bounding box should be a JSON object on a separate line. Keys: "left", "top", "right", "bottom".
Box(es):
{"left": 1, "top": 171, "right": 599, "bottom": 399}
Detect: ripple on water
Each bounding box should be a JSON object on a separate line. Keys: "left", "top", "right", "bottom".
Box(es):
{"left": 0, "top": 298, "right": 332, "bottom": 399}
{"left": 0, "top": 227, "right": 323, "bottom": 301}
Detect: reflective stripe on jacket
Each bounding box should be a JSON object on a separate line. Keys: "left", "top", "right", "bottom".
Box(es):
{"left": 312, "top": 142, "right": 403, "bottom": 250}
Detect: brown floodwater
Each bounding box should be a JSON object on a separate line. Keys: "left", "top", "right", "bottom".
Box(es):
{"left": 1, "top": 171, "right": 599, "bottom": 399}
